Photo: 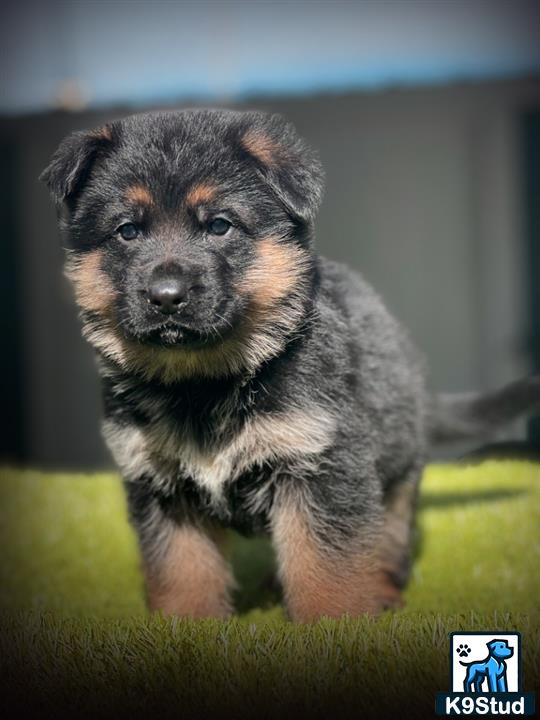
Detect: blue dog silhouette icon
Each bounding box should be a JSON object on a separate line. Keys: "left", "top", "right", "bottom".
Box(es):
{"left": 460, "top": 639, "right": 514, "bottom": 692}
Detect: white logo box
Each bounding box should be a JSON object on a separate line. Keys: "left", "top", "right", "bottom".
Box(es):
{"left": 450, "top": 632, "right": 520, "bottom": 693}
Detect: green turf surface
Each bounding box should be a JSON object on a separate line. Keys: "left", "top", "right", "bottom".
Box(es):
{"left": 0, "top": 462, "right": 539, "bottom": 718}
{"left": 1, "top": 462, "right": 539, "bottom": 617}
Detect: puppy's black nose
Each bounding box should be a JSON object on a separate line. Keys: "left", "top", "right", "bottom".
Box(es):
{"left": 148, "top": 278, "right": 187, "bottom": 315}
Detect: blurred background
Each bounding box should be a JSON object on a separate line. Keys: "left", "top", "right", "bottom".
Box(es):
{"left": 1, "top": 0, "right": 540, "bottom": 469}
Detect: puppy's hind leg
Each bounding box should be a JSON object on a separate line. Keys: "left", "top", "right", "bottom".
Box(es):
{"left": 377, "top": 467, "right": 422, "bottom": 607}
{"left": 124, "top": 480, "right": 235, "bottom": 618}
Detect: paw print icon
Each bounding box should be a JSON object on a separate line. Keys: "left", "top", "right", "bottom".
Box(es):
{"left": 456, "top": 644, "right": 471, "bottom": 658}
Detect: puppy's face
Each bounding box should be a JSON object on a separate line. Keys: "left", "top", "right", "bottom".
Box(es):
{"left": 42, "top": 110, "right": 324, "bottom": 381}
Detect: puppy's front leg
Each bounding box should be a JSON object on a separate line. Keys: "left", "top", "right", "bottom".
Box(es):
{"left": 125, "top": 482, "right": 235, "bottom": 618}
{"left": 271, "top": 489, "right": 394, "bottom": 621}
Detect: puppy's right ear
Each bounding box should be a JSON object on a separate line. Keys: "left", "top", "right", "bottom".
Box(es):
{"left": 40, "top": 124, "right": 114, "bottom": 206}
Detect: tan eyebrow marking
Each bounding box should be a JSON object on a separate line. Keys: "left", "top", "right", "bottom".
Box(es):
{"left": 124, "top": 185, "right": 154, "bottom": 206}
{"left": 185, "top": 183, "right": 217, "bottom": 207}
{"left": 241, "top": 130, "right": 279, "bottom": 166}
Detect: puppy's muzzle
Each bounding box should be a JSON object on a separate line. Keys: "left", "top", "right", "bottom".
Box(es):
{"left": 148, "top": 277, "right": 187, "bottom": 315}
{"left": 147, "top": 261, "right": 202, "bottom": 316}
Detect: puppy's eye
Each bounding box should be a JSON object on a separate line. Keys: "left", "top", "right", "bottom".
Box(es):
{"left": 207, "top": 218, "right": 231, "bottom": 236}
{"left": 117, "top": 223, "right": 139, "bottom": 241}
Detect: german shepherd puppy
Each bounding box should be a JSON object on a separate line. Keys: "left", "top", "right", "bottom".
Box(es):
{"left": 41, "top": 109, "right": 539, "bottom": 620}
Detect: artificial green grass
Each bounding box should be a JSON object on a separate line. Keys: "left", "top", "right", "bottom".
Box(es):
{"left": 0, "top": 462, "right": 539, "bottom": 718}
{"left": 1, "top": 462, "right": 539, "bottom": 617}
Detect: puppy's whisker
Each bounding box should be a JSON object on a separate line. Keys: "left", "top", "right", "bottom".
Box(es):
{"left": 214, "top": 313, "right": 233, "bottom": 331}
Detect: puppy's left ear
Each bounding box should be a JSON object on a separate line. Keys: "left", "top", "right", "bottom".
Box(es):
{"left": 239, "top": 113, "right": 324, "bottom": 224}
{"left": 40, "top": 124, "right": 114, "bottom": 207}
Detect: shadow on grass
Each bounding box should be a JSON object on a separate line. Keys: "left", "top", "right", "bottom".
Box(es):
{"left": 230, "top": 532, "right": 281, "bottom": 613}
{"left": 419, "top": 488, "right": 527, "bottom": 510}
{"left": 412, "top": 488, "right": 528, "bottom": 571}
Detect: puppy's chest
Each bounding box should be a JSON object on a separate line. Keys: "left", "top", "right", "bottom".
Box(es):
{"left": 154, "top": 404, "right": 335, "bottom": 495}
{"left": 165, "top": 420, "right": 266, "bottom": 496}
{"left": 105, "top": 400, "right": 336, "bottom": 505}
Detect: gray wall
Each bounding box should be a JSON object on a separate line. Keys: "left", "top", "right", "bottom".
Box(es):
{"left": 6, "top": 76, "right": 540, "bottom": 468}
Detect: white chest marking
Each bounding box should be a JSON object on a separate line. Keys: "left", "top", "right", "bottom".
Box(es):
{"left": 104, "top": 406, "right": 336, "bottom": 500}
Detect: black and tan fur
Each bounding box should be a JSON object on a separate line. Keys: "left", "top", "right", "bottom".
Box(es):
{"left": 41, "top": 109, "right": 539, "bottom": 620}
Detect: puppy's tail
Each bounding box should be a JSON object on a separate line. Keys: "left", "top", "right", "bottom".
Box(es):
{"left": 428, "top": 376, "right": 540, "bottom": 444}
